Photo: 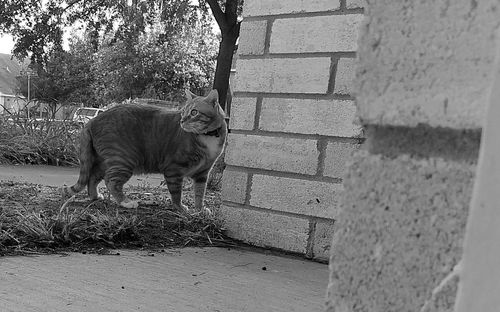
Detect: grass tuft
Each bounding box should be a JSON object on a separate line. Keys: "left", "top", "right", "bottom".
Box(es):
{"left": 0, "top": 181, "right": 233, "bottom": 256}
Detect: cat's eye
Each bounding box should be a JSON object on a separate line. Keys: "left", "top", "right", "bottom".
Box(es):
{"left": 190, "top": 109, "right": 198, "bottom": 117}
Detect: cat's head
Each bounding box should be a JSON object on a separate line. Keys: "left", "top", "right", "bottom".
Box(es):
{"left": 180, "top": 89, "right": 225, "bottom": 134}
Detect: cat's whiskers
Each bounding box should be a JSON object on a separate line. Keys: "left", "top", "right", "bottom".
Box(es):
{"left": 181, "top": 124, "right": 200, "bottom": 134}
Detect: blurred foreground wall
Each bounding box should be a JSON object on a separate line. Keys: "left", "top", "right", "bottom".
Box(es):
{"left": 327, "top": 1, "right": 500, "bottom": 311}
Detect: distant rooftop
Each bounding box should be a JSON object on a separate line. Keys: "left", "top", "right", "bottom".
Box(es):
{"left": 0, "top": 53, "right": 23, "bottom": 96}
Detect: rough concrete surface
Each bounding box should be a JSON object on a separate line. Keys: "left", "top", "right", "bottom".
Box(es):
{"left": 312, "top": 220, "right": 336, "bottom": 262}
{"left": 238, "top": 20, "right": 267, "bottom": 55}
{"left": 334, "top": 58, "right": 356, "bottom": 95}
{"left": 327, "top": 151, "right": 475, "bottom": 312}
{"left": 234, "top": 58, "right": 331, "bottom": 94}
{"left": 228, "top": 97, "right": 257, "bottom": 131}
{"left": 1, "top": 248, "right": 328, "bottom": 312}
{"left": 225, "top": 134, "right": 319, "bottom": 175}
{"left": 356, "top": 0, "right": 500, "bottom": 128}
{"left": 269, "top": 15, "right": 364, "bottom": 53}
{"left": 243, "top": 0, "right": 340, "bottom": 17}
{"left": 323, "top": 142, "right": 361, "bottom": 179}
{"left": 346, "top": 0, "right": 365, "bottom": 9}
{"left": 221, "top": 169, "right": 248, "bottom": 204}
{"left": 259, "top": 98, "right": 361, "bottom": 137}
{"left": 217, "top": 204, "right": 310, "bottom": 254}
{"left": 250, "top": 174, "right": 341, "bottom": 219}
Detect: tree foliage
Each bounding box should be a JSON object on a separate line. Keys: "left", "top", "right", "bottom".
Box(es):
{"left": 1, "top": 0, "right": 241, "bottom": 109}
{"left": 3, "top": 0, "right": 219, "bottom": 107}
{"left": 88, "top": 20, "right": 218, "bottom": 105}
{"left": 1, "top": 1, "right": 205, "bottom": 63}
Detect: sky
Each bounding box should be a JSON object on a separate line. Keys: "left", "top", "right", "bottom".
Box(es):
{"left": 0, "top": 31, "right": 75, "bottom": 56}
{"left": 0, "top": 34, "right": 15, "bottom": 55}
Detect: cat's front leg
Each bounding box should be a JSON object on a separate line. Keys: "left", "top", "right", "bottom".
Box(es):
{"left": 193, "top": 175, "right": 211, "bottom": 215}
{"left": 164, "top": 176, "right": 189, "bottom": 213}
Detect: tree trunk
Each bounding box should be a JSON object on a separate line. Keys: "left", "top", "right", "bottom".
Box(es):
{"left": 206, "top": 0, "right": 241, "bottom": 114}
{"left": 213, "top": 25, "right": 239, "bottom": 114}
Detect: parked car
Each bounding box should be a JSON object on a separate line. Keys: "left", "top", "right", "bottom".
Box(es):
{"left": 73, "top": 107, "right": 105, "bottom": 124}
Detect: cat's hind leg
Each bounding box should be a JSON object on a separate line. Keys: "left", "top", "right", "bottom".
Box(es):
{"left": 88, "top": 163, "right": 105, "bottom": 200}
{"left": 105, "top": 164, "right": 138, "bottom": 209}
{"left": 164, "top": 176, "right": 188, "bottom": 212}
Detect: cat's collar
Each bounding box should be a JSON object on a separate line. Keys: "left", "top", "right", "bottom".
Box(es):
{"left": 202, "top": 127, "right": 222, "bottom": 137}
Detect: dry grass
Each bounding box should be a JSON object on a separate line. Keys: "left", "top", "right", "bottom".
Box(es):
{"left": 0, "top": 181, "right": 233, "bottom": 256}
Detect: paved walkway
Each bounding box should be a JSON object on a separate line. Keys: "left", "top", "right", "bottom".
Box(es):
{"left": 0, "top": 165, "right": 329, "bottom": 312}
{"left": 0, "top": 164, "right": 163, "bottom": 187}
{"left": 1, "top": 248, "right": 327, "bottom": 312}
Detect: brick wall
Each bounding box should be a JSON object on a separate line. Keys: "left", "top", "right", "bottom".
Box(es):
{"left": 218, "top": 0, "right": 364, "bottom": 261}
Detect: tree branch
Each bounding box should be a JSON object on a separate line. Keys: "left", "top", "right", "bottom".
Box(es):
{"left": 65, "top": 0, "right": 85, "bottom": 11}
{"left": 206, "top": 0, "right": 227, "bottom": 32}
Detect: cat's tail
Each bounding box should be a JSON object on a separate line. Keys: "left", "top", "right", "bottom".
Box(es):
{"left": 61, "top": 127, "right": 94, "bottom": 197}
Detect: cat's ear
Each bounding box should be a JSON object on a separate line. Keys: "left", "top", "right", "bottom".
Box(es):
{"left": 206, "top": 89, "right": 219, "bottom": 106}
{"left": 185, "top": 89, "right": 197, "bottom": 101}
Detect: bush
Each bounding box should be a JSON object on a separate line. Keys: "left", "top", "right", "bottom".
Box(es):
{"left": 0, "top": 114, "right": 80, "bottom": 166}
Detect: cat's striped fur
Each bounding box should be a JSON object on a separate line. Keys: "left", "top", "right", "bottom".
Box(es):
{"left": 62, "top": 90, "right": 226, "bottom": 213}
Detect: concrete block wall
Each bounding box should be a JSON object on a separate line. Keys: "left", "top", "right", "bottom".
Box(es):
{"left": 218, "top": 0, "right": 364, "bottom": 261}
{"left": 327, "top": 1, "right": 500, "bottom": 311}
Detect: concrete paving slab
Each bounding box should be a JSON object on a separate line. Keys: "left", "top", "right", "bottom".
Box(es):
{"left": 1, "top": 248, "right": 328, "bottom": 312}
{"left": 0, "top": 164, "right": 164, "bottom": 188}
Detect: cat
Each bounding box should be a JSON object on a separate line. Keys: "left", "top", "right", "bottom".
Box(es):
{"left": 61, "top": 89, "right": 227, "bottom": 214}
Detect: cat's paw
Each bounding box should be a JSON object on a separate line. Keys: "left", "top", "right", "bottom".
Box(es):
{"left": 59, "top": 186, "right": 73, "bottom": 198}
{"left": 191, "top": 206, "right": 212, "bottom": 216}
{"left": 90, "top": 192, "right": 104, "bottom": 201}
{"left": 120, "top": 198, "right": 139, "bottom": 209}
{"left": 201, "top": 207, "right": 212, "bottom": 216}
{"left": 173, "top": 203, "right": 189, "bottom": 213}
{"left": 194, "top": 202, "right": 212, "bottom": 216}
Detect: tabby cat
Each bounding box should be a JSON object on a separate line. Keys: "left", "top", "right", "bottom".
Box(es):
{"left": 62, "top": 89, "right": 227, "bottom": 214}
